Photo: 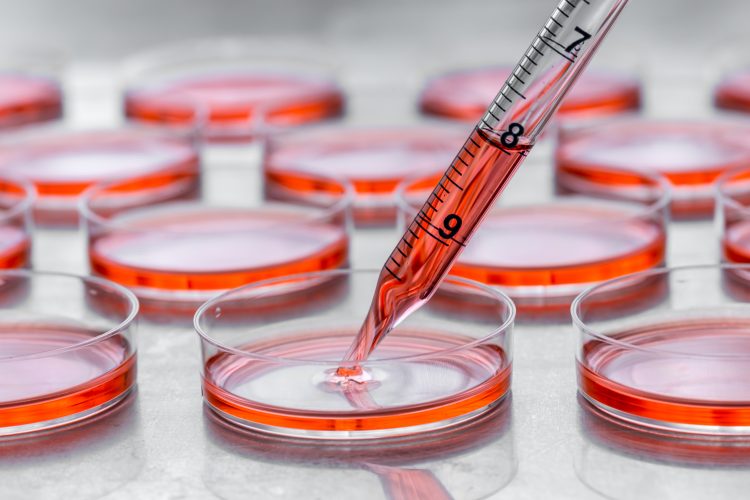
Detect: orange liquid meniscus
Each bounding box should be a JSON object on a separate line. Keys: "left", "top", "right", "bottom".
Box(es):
{"left": 0, "top": 324, "right": 135, "bottom": 429}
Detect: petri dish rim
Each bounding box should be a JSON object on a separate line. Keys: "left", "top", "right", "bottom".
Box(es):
{"left": 571, "top": 263, "right": 750, "bottom": 359}
{"left": 716, "top": 166, "right": 750, "bottom": 215}
{"left": 194, "top": 268, "right": 516, "bottom": 365}
{"left": 79, "top": 168, "right": 356, "bottom": 232}
{"left": 395, "top": 167, "right": 672, "bottom": 242}
{"left": 0, "top": 269, "right": 139, "bottom": 362}
{"left": 0, "top": 174, "right": 36, "bottom": 223}
{"left": 120, "top": 36, "right": 343, "bottom": 84}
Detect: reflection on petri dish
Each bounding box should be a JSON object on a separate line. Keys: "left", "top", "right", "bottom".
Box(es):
{"left": 573, "top": 264, "right": 750, "bottom": 435}
{"left": 398, "top": 169, "right": 669, "bottom": 316}
{"left": 81, "top": 169, "right": 351, "bottom": 315}
{"left": 202, "top": 397, "right": 515, "bottom": 500}
{"left": 0, "top": 127, "right": 200, "bottom": 226}
{"left": 0, "top": 176, "right": 33, "bottom": 269}
{"left": 264, "top": 125, "right": 467, "bottom": 225}
{"left": 0, "top": 271, "right": 138, "bottom": 436}
{"left": 0, "top": 393, "right": 144, "bottom": 500}
{"left": 576, "top": 396, "right": 750, "bottom": 500}
{"left": 122, "top": 39, "right": 345, "bottom": 141}
{"left": 715, "top": 70, "right": 750, "bottom": 114}
{"left": 194, "top": 269, "right": 514, "bottom": 439}
{"left": 556, "top": 119, "right": 750, "bottom": 218}
{"left": 419, "top": 67, "right": 640, "bottom": 122}
{"left": 0, "top": 74, "right": 62, "bottom": 128}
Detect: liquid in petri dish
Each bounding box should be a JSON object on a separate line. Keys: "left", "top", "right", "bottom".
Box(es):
{"left": 264, "top": 127, "right": 466, "bottom": 224}
{"left": 0, "top": 130, "right": 199, "bottom": 225}
{"left": 203, "top": 330, "right": 510, "bottom": 433}
{"left": 419, "top": 67, "right": 640, "bottom": 122}
{"left": 124, "top": 72, "right": 345, "bottom": 139}
{"left": 578, "top": 319, "right": 750, "bottom": 428}
{"left": 556, "top": 120, "right": 750, "bottom": 218}
{"left": 451, "top": 204, "right": 666, "bottom": 288}
{"left": 0, "top": 324, "right": 135, "bottom": 429}
{"left": 89, "top": 207, "right": 349, "bottom": 294}
{"left": 0, "top": 74, "right": 62, "bottom": 127}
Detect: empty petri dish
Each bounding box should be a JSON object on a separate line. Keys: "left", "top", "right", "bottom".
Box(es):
{"left": 195, "top": 269, "right": 514, "bottom": 439}
{"left": 81, "top": 168, "right": 352, "bottom": 315}
{"left": 0, "top": 270, "right": 138, "bottom": 435}
{"left": 122, "top": 38, "right": 345, "bottom": 141}
{"left": 0, "top": 176, "right": 33, "bottom": 269}
{"left": 0, "top": 47, "right": 64, "bottom": 129}
{"left": 419, "top": 67, "right": 641, "bottom": 123}
{"left": 0, "top": 127, "right": 200, "bottom": 226}
{"left": 397, "top": 168, "right": 669, "bottom": 315}
{"left": 264, "top": 124, "right": 467, "bottom": 225}
{"left": 573, "top": 264, "right": 750, "bottom": 435}
{"left": 556, "top": 119, "right": 750, "bottom": 218}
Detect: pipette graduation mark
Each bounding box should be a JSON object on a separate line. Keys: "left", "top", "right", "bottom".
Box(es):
{"left": 342, "top": 0, "right": 632, "bottom": 365}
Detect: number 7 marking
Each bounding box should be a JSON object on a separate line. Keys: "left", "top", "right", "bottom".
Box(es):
{"left": 565, "top": 27, "right": 592, "bottom": 53}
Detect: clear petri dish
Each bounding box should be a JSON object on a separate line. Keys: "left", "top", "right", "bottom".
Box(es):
{"left": 419, "top": 66, "right": 641, "bottom": 123}
{"left": 0, "top": 176, "right": 34, "bottom": 269}
{"left": 122, "top": 38, "right": 345, "bottom": 141}
{"left": 556, "top": 119, "right": 750, "bottom": 219}
{"left": 203, "top": 397, "right": 515, "bottom": 499}
{"left": 0, "top": 126, "right": 200, "bottom": 226}
{"left": 398, "top": 168, "right": 669, "bottom": 316}
{"left": 718, "top": 168, "right": 750, "bottom": 265}
{"left": 0, "top": 270, "right": 138, "bottom": 436}
{"left": 0, "top": 47, "right": 64, "bottom": 129}
{"left": 573, "top": 264, "right": 750, "bottom": 435}
{"left": 263, "top": 124, "right": 467, "bottom": 225}
{"left": 81, "top": 167, "right": 352, "bottom": 316}
{"left": 194, "top": 269, "right": 514, "bottom": 439}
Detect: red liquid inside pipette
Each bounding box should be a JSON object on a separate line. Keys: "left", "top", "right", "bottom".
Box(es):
{"left": 339, "top": 127, "right": 530, "bottom": 371}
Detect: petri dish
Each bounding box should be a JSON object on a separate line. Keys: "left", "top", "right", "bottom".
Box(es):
{"left": 573, "top": 264, "right": 750, "bottom": 435}
{"left": 0, "top": 270, "right": 138, "bottom": 436}
{"left": 397, "top": 168, "right": 669, "bottom": 315}
{"left": 194, "top": 269, "right": 514, "bottom": 439}
{"left": 0, "top": 176, "right": 33, "bottom": 270}
{"left": 263, "top": 124, "right": 467, "bottom": 225}
{"left": 0, "top": 127, "right": 200, "bottom": 226}
{"left": 556, "top": 119, "right": 750, "bottom": 218}
{"left": 203, "top": 397, "right": 515, "bottom": 499}
{"left": 0, "top": 47, "right": 64, "bottom": 129}
{"left": 81, "top": 167, "right": 352, "bottom": 315}
{"left": 718, "top": 168, "right": 750, "bottom": 265}
{"left": 122, "top": 38, "right": 345, "bottom": 141}
{"left": 419, "top": 66, "right": 640, "bottom": 123}
{"left": 715, "top": 69, "right": 750, "bottom": 114}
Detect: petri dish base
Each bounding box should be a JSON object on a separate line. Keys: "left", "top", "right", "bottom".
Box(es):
{"left": 195, "top": 270, "right": 515, "bottom": 439}
{"left": 0, "top": 74, "right": 62, "bottom": 128}
{"left": 574, "top": 265, "right": 750, "bottom": 435}
{"left": 0, "top": 271, "right": 138, "bottom": 436}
